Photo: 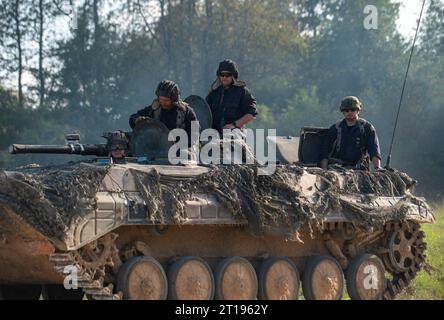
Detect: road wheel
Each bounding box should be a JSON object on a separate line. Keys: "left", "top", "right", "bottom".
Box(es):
{"left": 215, "top": 256, "right": 257, "bottom": 300}
{"left": 117, "top": 256, "right": 167, "bottom": 300}
{"left": 302, "top": 255, "right": 344, "bottom": 300}
{"left": 168, "top": 256, "right": 214, "bottom": 300}
{"left": 346, "top": 254, "right": 386, "bottom": 300}
{"left": 259, "top": 257, "right": 300, "bottom": 300}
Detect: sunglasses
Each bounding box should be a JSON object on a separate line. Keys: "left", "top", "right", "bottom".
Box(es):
{"left": 110, "top": 146, "right": 125, "bottom": 151}
{"left": 219, "top": 73, "right": 232, "bottom": 78}
{"left": 342, "top": 108, "right": 358, "bottom": 113}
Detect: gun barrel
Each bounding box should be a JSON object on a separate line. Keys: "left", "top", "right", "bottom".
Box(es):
{"left": 9, "top": 144, "right": 108, "bottom": 156}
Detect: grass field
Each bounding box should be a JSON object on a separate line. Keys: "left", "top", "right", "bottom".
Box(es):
{"left": 399, "top": 205, "right": 444, "bottom": 300}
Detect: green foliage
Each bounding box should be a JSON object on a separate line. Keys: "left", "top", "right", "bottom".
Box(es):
{"left": 278, "top": 87, "right": 331, "bottom": 136}
{"left": 0, "top": 86, "right": 21, "bottom": 148}
{"left": 399, "top": 205, "right": 444, "bottom": 300}
{"left": 422, "top": 0, "right": 444, "bottom": 55}
{"left": 248, "top": 103, "right": 276, "bottom": 131}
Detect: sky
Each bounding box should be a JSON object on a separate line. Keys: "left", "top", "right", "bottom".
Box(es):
{"left": 1, "top": 0, "right": 433, "bottom": 90}
{"left": 50, "top": 0, "right": 432, "bottom": 47}
{"left": 397, "top": 0, "right": 429, "bottom": 40}
{"left": 54, "top": 0, "right": 429, "bottom": 39}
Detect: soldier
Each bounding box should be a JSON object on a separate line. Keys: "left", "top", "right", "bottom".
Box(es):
{"left": 129, "top": 80, "right": 199, "bottom": 147}
{"left": 105, "top": 130, "right": 129, "bottom": 163}
{"left": 206, "top": 59, "right": 258, "bottom": 135}
{"left": 320, "top": 96, "right": 381, "bottom": 170}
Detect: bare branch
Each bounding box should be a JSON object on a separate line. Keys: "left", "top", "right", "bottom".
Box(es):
{"left": 136, "top": 0, "right": 158, "bottom": 40}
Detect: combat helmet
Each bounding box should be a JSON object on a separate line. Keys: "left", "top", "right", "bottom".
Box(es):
{"left": 340, "top": 96, "right": 363, "bottom": 111}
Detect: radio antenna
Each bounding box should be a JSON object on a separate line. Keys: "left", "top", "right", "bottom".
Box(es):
{"left": 386, "top": 0, "right": 427, "bottom": 169}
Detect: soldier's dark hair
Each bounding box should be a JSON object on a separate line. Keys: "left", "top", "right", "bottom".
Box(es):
{"left": 217, "top": 59, "right": 239, "bottom": 79}
{"left": 155, "top": 80, "right": 181, "bottom": 102}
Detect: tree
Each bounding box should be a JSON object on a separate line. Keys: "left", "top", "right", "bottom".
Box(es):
{"left": 0, "top": 85, "right": 22, "bottom": 148}
{"left": 421, "top": 0, "right": 444, "bottom": 55}
{"left": 0, "top": 0, "right": 27, "bottom": 108}
{"left": 0, "top": 0, "right": 443, "bottom": 198}
{"left": 27, "top": 0, "right": 55, "bottom": 108}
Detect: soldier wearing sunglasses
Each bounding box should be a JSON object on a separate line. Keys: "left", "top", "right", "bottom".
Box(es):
{"left": 206, "top": 59, "right": 258, "bottom": 135}
{"left": 320, "top": 96, "right": 381, "bottom": 170}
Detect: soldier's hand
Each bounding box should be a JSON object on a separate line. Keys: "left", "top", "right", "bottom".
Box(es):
{"left": 135, "top": 116, "right": 149, "bottom": 126}
{"left": 223, "top": 123, "right": 236, "bottom": 130}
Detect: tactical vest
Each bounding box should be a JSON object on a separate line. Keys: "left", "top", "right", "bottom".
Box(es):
{"left": 149, "top": 99, "right": 187, "bottom": 129}
{"left": 330, "top": 119, "right": 370, "bottom": 169}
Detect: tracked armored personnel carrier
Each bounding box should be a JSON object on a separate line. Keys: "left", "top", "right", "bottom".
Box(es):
{"left": 0, "top": 97, "right": 434, "bottom": 300}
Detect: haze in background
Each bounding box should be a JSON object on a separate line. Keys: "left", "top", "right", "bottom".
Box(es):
{"left": 0, "top": 0, "right": 443, "bottom": 199}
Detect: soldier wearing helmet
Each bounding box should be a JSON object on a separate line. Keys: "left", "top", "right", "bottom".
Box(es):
{"left": 129, "top": 80, "right": 198, "bottom": 147}
{"left": 320, "top": 96, "right": 381, "bottom": 170}
{"left": 104, "top": 130, "right": 129, "bottom": 163}
{"left": 206, "top": 59, "right": 258, "bottom": 135}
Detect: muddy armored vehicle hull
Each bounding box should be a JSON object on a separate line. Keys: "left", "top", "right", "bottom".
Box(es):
{"left": 0, "top": 158, "right": 434, "bottom": 300}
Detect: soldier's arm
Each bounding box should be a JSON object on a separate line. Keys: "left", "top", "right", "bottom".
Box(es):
{"left": 129, "top": 106, "right": 152, "bottom": 129}
{"left": 205, "top": 92, "right": 212, "bottom": 105}
{"left": 372, "top": 156, "right": 381, "bottom": 170}
{"left": 205, "top": 91, "right": 215, "bottom": 111}
{"left": 224, "top": 88, "right": 257, "bottom": 129}
{"left": 320, "top": 159, "right": 329, "bottom": 170}
{"left": 235, "top": 87, "right": 258, "bottom": 127}
{"left": 185, "top": 108, "right": 200, "bottom": 147}
{"left": 366, "top": 124, "right": 382, "bottom": 169}
{"left": 233, "top": 114, "right": 256, "bottom": 128}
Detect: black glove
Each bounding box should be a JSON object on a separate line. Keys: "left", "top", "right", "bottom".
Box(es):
{"left": 135, "top": 116, "right": 150, "bottom": 126}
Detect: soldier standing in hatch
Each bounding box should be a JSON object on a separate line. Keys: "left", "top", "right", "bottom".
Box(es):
{"left": 129, "top": 80, "right": 199, "bottom": 148}
{"left": 106, "top": 130, "right": 129, "bottom": 164}
{"left": 206, "top": 59, "right": 258, "bottom": 135}
{"left": 320, "top": 96, "right": 382, "bottom": 170}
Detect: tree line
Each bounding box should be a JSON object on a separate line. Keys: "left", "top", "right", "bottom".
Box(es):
{"left": 0, "top": 0, "right": 443, "bottom": 198}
